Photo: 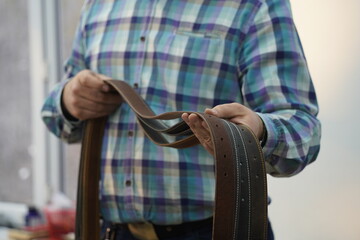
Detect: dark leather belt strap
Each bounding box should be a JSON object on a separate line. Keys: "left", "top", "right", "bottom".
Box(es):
{"left": 76, "top": 79, "right": 268, "bottom": 240}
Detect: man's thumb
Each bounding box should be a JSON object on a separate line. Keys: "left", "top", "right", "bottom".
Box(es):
{"left": 204, "top": 107, "right": 219, "bottom": 117}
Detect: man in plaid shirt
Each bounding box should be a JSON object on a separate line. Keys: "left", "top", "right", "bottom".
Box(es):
{"left": 42, "top": 0, "right": 321, "bottom": 239}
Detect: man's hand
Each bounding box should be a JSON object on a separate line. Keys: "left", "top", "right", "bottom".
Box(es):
{"left": 181, "top": 103, "right": 264, "bottom": 156}
{"left": 62, "top": 70, "right": 123, "bottom": 120}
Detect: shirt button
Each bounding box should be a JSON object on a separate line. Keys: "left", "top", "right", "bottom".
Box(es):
{"left": 125, "top": 180, "right": 131, "bottom": 187}
{"left": 133, "top": 83, "right": 139, "bottom": 89}
{"left": 128, "top": 131, "right": 134, "bottom": 137}
{"left": 140, "top": 36, "right": 146, "bottom": 42}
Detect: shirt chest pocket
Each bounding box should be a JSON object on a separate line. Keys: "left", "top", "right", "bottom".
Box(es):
{"left": 162, "top": 29, "right": 237, "bottom": 67}
{"left": 148, "top": 28, "right": 240, "bottom": 110}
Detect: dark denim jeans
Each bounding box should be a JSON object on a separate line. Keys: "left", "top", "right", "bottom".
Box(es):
{"left": 101, "top": 219, "right": 275, "bottom": 240}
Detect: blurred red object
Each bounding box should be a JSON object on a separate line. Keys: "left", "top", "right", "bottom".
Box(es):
{"left": 44, "top": 207, "right": 75, "bottom": 240}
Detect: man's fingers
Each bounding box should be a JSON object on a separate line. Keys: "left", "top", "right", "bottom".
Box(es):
{"left": 182, "top": 113, "right": 214, "bottom": 155}
{"left": 78, "top": 70, "right": 110, "bottom": 91}
{"left": 70, "top": 75, "right": 122, "bottom": 105}
{"left": 182, "top": 113, "right": 210, "bottom": 136}
{"left": 204, "top": 108, "right": 218, "bottom": 117}
{"left": 62, "top": 70, "right": 123, "bottom": 120}
{"left": 75, "top": 70, "right": 121, "bottom": 100}
{"left": 206, "top": 103, "right": 264, "bottom": 140}
{"left": 72, "top": 95, "right": 118, "bottom": 113}
{"left": 205, "top": 103, "right": 249, "bottom": 119}
{"left": 67, "top": 95, "right": 120, "bottom": 120}
{"left": 80, "top": 88, "right": 123, "bottom": 105}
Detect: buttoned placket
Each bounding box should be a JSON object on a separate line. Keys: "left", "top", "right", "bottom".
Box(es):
{"left": 123, "top": 0, "right": 159, "bottom": 220}
{"left": 132, "top": 0, "right": 158, "bottom": 90}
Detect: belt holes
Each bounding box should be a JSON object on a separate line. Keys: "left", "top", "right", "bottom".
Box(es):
{"left": 224, "top": 172, "right": 228, "bottom": 177}
{"left": 248, "top": 140, "right": 252, "bottom": 143}
{"left": 240, "top": 162, "right": 243, "bottom": 166}
{"left": 220, "top": 137, "right": 223, "bottom": 141}
{"left": 241, "top": 128, "right": 244, "bottom": 131}
{"left": 241, "top": 198, "right": 245, "bottom": 202}
{"left": 216, "top": 124, "right": 218, "bottom": 127}
{"left": 223, "top": 154, "right": 226, "bottom": 158}
{"left": 253, "top": 155, "right": 257, "bottom": 161}
{"left": 256, "top": 174, "right": 259, "bottom": 179}
{"left": 241, "top": 178, "right": 245, "bottom": 183}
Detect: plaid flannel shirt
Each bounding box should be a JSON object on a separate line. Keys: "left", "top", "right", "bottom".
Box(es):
{"left": 42, "top": 0, "right": 321, "bottom": 224}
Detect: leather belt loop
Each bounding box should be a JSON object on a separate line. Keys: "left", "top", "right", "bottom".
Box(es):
{"left": 75, "top": 79, "right": 268, "bottom": 240}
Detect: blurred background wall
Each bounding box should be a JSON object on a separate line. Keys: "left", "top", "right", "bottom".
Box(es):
{"left": 0, "top": 0, "right": 32, "bottom": 203}
{"left": 0, "top": 0, "right": 83, "bottom": 204}
{"left": 0, "top": 0, "right": 359, "bottom": 239}
{"left": 268, "top": 1, "right": 360, "bottom": 239}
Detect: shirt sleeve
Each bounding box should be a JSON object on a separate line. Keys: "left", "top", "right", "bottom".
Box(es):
{"left": 41, "top": 3, "right": 89, "bottom": 143}
{"left": 238, "top": 0, "right": 321, "bottom": 177}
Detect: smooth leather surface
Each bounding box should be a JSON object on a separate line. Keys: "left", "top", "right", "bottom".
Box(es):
{"left": 76, "top": 79, "right": 268, "bottom": 240}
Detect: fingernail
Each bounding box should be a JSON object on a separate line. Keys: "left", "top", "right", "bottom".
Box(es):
{"left": 208, "top": 108, "right": 218, "bottom": 115}
{"left": 102, "top": 84, "right": 110, "bottom": 92}
{"left": 181, "top": 114, "right": 188, "bottom": 122}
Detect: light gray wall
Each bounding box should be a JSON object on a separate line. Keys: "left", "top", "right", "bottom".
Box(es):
{"left": 0, "top": 0, "right": 83, "bottom": 204}
{"left": 0, "top": 0, "right": 32, "bottom": 204}
{"left": 269, "top": 1, "right": 360, "bottom": 239}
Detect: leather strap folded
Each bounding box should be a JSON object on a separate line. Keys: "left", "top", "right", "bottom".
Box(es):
{"left": 76, "top": 79, "right": 268, "bottom": 240}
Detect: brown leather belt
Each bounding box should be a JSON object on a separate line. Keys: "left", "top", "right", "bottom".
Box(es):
{"left": 75, "top": 79, "right": 268, "bottom": 240}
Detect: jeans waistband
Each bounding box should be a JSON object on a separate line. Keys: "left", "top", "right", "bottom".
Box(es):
{"left": 106, "top": 217, "right": 213, "bottom": 239}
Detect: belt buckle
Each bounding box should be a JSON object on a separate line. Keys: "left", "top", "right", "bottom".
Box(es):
{"left": 128, "top": 222, "right": 159, "bottom": 240}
